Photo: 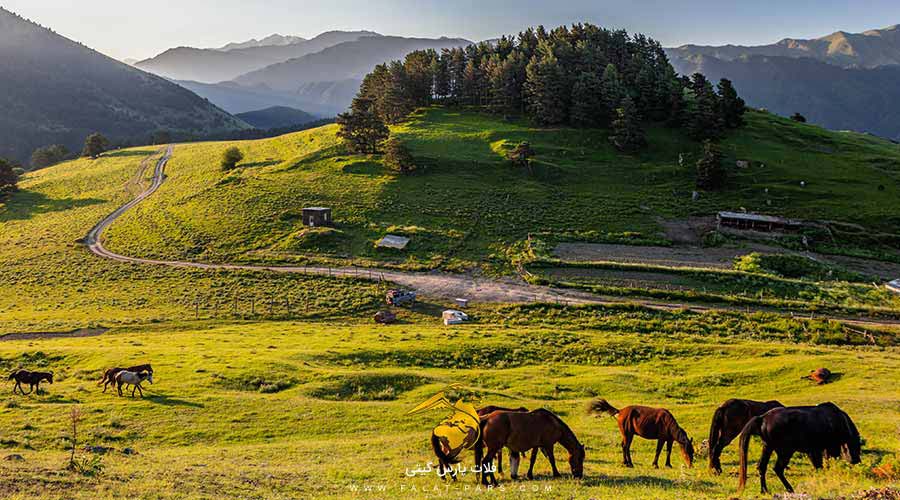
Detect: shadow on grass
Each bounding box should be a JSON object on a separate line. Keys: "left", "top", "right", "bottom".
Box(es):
{"left": 0, "top": 190, "right": 105, "bottom": 222}
{"left": 239, "top": 160, "right": 281, "bottom": 169}
{"left": 579, "top": 474, "right": 716, "bottom": 489}
{"left": 342, "top": 161, "right": 386, "bottom": 176}
{"left": 102, "top": 149, "right": 158, "bottom": 158}
{"left": 146, "top": 394, "right": 204, "bottom": 408}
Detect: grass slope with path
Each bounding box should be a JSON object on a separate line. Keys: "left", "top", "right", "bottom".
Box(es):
{"left": 102, "top": 107, "right": 900, "bottom": 274}
{"left": 0, "top": 311, "right": 898, "bottom": 499}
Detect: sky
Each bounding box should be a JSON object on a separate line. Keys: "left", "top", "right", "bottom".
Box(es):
{"left": 6, "top": 0, "right": 900, "bottom": 61}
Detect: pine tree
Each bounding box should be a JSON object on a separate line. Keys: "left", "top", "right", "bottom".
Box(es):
{"left": 695, "top": 140, "right": 726, "bottom": 190}
{"left": 82, "top": 133, "right": 110, "bottom": 159}
{"left": 524, "top": 42, "right": 568, "bottom": 125}
{"left": 609, "top": 96, "right": 646, "bottom": 152}
{"left": 383, "top": 138, "right": 417, "bottom": 174}
{"left": 432, "top": 52, "right": 451, "bottom": 100}
{"left": 717, "top": 78, "right": 746, "bottom": 128}
{"left": 403, "top": 50, "right": 435, "bottom": 106}
{"left": 570, "top": 71, "right": 605, "bottom": 128}
{"left": 336, "top": 97, "right": 390, "bottom": 154}
{"left": 379, "top": 61, "right": 412, "bottom": 124}
{"left": 600, "top": 64, "right": 624, "bottom": 125}
{"left": 687, "top": 73, "right": 724, "bottom": 140}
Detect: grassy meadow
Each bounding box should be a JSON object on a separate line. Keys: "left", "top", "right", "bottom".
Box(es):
{"left": 1, "top": 312, "right": 898, "bottom": 499}
{"left": 101, "top": 107, "right": 900, "bottom": 272}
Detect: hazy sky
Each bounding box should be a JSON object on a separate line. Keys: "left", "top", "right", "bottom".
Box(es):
{"left": 6, "top": 0, "right": 900, "bottom": 60}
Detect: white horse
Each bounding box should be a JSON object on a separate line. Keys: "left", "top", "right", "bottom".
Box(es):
{"left": 115, "top": 370, "right": 153, "bottom": 398}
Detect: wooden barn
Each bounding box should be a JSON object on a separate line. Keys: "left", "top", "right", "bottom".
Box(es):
{"left": 717, "top": 211, "right": 801, "bottom": 233}
{"left": 302, "top": 207, "right": 332, "bottom": 227}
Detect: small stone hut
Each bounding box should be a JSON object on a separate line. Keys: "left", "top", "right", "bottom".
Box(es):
{"left": 302, "top": 207, "right": 332, "bottom": 227}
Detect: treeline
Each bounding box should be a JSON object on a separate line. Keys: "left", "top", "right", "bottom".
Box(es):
{"left": 347, "top": 23, "right": 745, "bottom": 146}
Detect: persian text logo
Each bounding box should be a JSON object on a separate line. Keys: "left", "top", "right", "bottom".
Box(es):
{"left": 407, "top": 384, "right": 480, "bottom": 467}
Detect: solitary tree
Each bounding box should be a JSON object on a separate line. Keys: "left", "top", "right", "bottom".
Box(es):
{"left": 336, "top": 97, "right": 390, "bottom": 154}
{"left": 82, "top": 133, "right": 110, "bottom": 159}
{"left": 0, "top": 158, "right": 19, "bottom": 195}
{"left": 695, "top": 140, "right": 726, "bottom": 190}
{"left": 221, "top": 147, "right": 244, "bottom": 171}
{"left": 508, "top": 141, "right": 536, "bottom": 174}
{"left": 609, "top": 96, "right": 646, "bottom": 153}
{"left": 383, "top": 138, "right": 417, "bottom": 174}
{"left": 31, "top": 144, "right": 69, "bottom": 169}
{"left": 791, "top": 112, "right": 807, "bottom": 123}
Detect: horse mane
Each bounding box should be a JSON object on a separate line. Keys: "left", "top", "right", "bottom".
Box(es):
{"left": 537, "top": 409, "right": 581, "bottom": 447}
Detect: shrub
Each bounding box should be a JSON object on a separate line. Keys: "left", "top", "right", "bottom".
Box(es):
{"left": 383, "top": 138, "right": 416, "bottom": 174}
{"left": 221, "top": 147, "right": 244, "bottom": 171}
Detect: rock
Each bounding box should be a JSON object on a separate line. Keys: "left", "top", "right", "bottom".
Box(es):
{"left": 122, "top": 448, "right": 138, "bottom": 455}
{"left": 3, "top": 454, "right": 24, "bottom": 461}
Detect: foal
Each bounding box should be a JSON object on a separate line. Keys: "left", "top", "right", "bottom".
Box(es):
{"left": 590, "top": 399, "right": 694, "bottom": 468}
{"left": 115, "top": 370, "right": 153, "bottom": 398}
{"left": 8, "top": 370, "right": 53, "bottom": 395}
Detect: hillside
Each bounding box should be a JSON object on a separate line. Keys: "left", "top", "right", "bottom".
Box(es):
{"left": 672, "top": 54, "right": 900, "bottom": 141}
{"left": 668, "top": 24, "right": 900, "bottom": 69}
{"left": 236, "top": 106, "right": 319, "bottom": 129}
{"left": 136, "top": 30, "right": 381, "bottom": 82}
{"left": 0, "top": 8, "right": 249, "bottom": 163}
{"left": 100, "top": 107, "right": 900, "bottom": 274}
{"left": 233, "top": 36, "right": 472, "bottom": 91}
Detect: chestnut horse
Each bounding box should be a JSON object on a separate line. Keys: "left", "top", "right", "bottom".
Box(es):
{"left": 8, "top": 370, "right": 53, "bottom": 395}
{"left": 478, "top": 409, "right": 585, "bottom": 485}
{"left": 708, "top": 399, "right": 784, "bottom": 473}
{"left": 589, "top": 399, "right": 694, "bottom": 468}
{"left": 430, "top": 405, "right": 528, "bottom": 481}
{"left": 738, "top": 402, "right": 861, "bottom": 494}
{"left": 98, "top": 364, "right": 153, "bottom": 393}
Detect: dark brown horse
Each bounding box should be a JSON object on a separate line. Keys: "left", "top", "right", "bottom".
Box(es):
{"left": 430, "top": 405, "right": 527, "bottom": 481}
{"left": 708, "top": 399, "right": 784, "bottom": 473}
{"left": 589, "top": 399, "right": 694, "bottom": 468}
{"left": 738, "top": 402, "right": 861, "bottom": 494}
{"left": 8, "top": 370, "right": 53, "bottom": 395}
{"left": 478, "top": 409, "right": 585, "bottom": 485}
{"left": 98, "top": 364, "right": 153, "bottom": 393}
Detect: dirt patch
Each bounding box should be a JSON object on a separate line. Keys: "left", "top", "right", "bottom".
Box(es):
{"left": 0, "top": 328, "right": 108, "bottom": 342}
{"left": 541, "top": 268, "right": 694, "bottom": 291}
{"left": 657, "top": 217, "right": 717, "bottom": 244}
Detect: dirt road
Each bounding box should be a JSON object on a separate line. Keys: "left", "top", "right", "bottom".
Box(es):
{"left": 83, "top": 146, "right": 900, "bottom": 328}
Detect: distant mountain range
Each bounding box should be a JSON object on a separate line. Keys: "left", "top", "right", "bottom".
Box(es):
{"left": 135, "top": 31, "right": 381, "bottom": 83}
{"left": 146, "top": 35, "right": 471, "bottom": 117}
{"left": 667, "top": 24, "right": 900, "bottom": 140}
{"left": 216, "top": 34, "right": 307, "bottom": 52}
{"left": 0, "top": 7, "right": 249, "bottom": 164}
{"left": 235, "top": 106, "right": 318, "bottom": 129}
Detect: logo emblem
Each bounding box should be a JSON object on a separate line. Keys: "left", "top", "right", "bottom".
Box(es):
{"left": 408, "top": 385, "right": 481, "bottom": 462}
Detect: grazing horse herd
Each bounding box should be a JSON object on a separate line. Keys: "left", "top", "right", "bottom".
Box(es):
{"left": 448, "top": 397, "right": 862, "bottom": 494}
{"left": 7, "top": 363, "right": 864, "bottom": 494}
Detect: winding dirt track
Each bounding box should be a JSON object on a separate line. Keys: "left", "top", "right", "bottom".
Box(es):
{"left": 84, "top": 146, "right": 900, "bottom": 328}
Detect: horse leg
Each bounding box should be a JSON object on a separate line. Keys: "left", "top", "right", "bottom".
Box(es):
{"left": 482, "top": 447, "right": 499, "bottom": 486}
{"left": 135, "top": 383, "right": 143, "bottom": 398}
{"left": 757, "top": 444, "right": 773, "bottom": 495}
{"left": 497, "top": 448, "right": 503, "bottom": 476}
{"left": 12, "top": 381, "right": 19, "bottom": 395}
{"left": 653, "top": 440, "right": 663, "bottom": 468}
{"left": 665, "top": 440, "right": 673, "bottom": 468}
{"left": 622, "top": 432, "right": 634, "bottom": 467}
{"left": 527, "top": 448, "right": 539, "bottom": 480}
{"left": 773, "top": 450, "right": 795, "bottom": 493}
{"left": 808, "top": 449, "right": 824, "bottom": 469}
{"left": 544, "top": 446, "right": 561, "bottom": 478}
{"left": 509, "top": 451, "right": 520, "bottom": 480}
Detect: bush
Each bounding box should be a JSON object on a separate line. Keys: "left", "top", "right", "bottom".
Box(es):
{"left": 383, "top": 138, "right": 416, "bottom": 174}
{"left": 221, "top": 147, "right": 244, "bottom": 171}
{"left": 734, "top": 253, "right": 870, "bottom": 282}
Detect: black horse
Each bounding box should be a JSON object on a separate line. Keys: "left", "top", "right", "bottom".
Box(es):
{"left": 9, "top": 370, "right": 53, "bottom": 395}
{"left": 708, "top": 398, "right": 784, "bottom": 473}
{"left": 739, "top": 402, "right": 861, "bottom": 494}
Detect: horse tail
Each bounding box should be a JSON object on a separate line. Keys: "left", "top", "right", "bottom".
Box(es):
{"left": 97, "top": 370, "right": 109, "bottom": 386}
{"left": 431, "top": 433, "right": 460, "bottom": 466}
{"left": 708, "top": 405, "right": 726, "bottom": 468}
{"left": 738, "top": 416, "right": 763, "bottom": 492}
{"left": 587, "top": 398, "right": 619, "bottom": 417}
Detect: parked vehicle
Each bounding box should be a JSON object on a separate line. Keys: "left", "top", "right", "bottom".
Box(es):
{"left": 386, "top": 289, "right": 417, "bottom": 306}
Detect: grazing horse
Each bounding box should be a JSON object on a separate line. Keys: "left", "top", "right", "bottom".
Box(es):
{"left": 98, "top": 364, "right": 153, "bottom": 393}
{"left": 738, "top": 402, "right": 861, "bottom": 494}
{"left": 115, "top": 370, "right": 153, "bottom": 398}
{"left": 589, "top": 399, "right": 694, "bottom": 468}
{"left": 8, "top": 370, "right": 53, "bottom": 395}
{"left": 708, "top": 399, "right": 784, "bottom": 473}
{"left": 478, "top": 409, "right": 585, "bottom": 485}
{"left": 430, "top": 405, "right": 528, "bottom": 481}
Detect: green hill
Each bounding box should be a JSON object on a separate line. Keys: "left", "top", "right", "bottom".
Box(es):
{"left": 101, "top": 107, "right": 900, "bottom": 271}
